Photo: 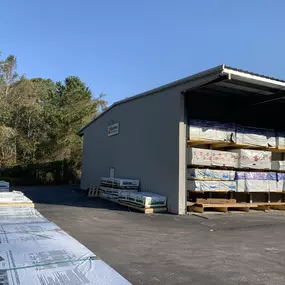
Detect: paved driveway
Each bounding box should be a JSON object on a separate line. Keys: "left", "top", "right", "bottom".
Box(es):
{"left": 19, "top": 185, "right": 285, "bottom": 285}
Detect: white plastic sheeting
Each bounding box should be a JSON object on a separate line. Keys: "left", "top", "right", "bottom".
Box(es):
{"left": 230, "top": 149, "right": 271, "bottom": 170}
{"left": 187, "top": 168, "right": 235, "bottom": 181}
{"left": 276, "top": 132, "right": 285, "bottom": 147}
{"left": 118, "top": 192, "right": 167, "bottom": 207}
{"left": 187, "top": 180, "right": 236, "bottom": 192}
{"left": 101, "top": 177, "right": 139, "bottom": 188}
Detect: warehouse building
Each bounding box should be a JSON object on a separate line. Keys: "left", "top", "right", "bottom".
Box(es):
{"left": 78, "top": 65, "right": 285, "bottom": 214}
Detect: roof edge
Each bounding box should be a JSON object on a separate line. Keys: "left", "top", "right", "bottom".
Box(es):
{"left": 78, "top": 64, "right": 225, "bottom": 135}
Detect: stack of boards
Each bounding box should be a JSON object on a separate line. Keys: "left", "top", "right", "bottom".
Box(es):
{"left": 99, "top": 177, "right": 167, "bottom": 213}
{"left": 0, "top": 191, "right": 34, "bottom": 207}
{"left": 0, "top": 180, "right": 10, "bottom": 192}
{"left": 0, "top": 206, "right": 132, "bottom": 285}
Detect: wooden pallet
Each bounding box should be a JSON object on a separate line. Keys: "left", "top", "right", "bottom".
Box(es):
{"left": 118, "top": 201, "right": 167, "bottom": 213}
{"left": 188, "top": 202, "right": 285, "bottom": 213}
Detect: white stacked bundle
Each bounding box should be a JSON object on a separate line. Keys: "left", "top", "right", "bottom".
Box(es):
{"left": 187, "top": 168, "right": 236, "bottom": 181}
{"left": 235, "top": 172, "right": 278, "bottom": 192}
{"left": 234, "top": 125, "right": 276, "bottom": 147}
{"left": 211, "top": 149, "right": 238, "bottom": 168}
{"left": 189, "top": 119, "right": 235, "bottom": 142}
{"left": 118, "top": 191, "right": 167, "bottom": 208}
{"left": 100, "top": 177, "right": 139, "bottom": 202}
{"left": 0, "top": 191, "right": 34, "bottom": 206}
{"left": 276, "top": 132, "right": 285, "bottom": 147}
{"left": 188, "top": 148, "right": 238, "bottom": 168}
{"left": 187, "top": 180, "right": 236, "bottom": 192}
{"left": 230, "top": 149, "right": 271, "bottom": 170}
{"left": 0, "top": 220, "right": 131, "bottom": 284}
{"left": 0, "top": 180, "right": 9, "bottom": 192}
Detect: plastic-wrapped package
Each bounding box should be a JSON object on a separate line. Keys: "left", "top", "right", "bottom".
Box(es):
{"left": 235, "top": 125, "right": 276, "bottom": 147}
{"left": 187, "top": 180, "right": 236, "bottom": 191}
{"left": 235, "top": 171, "right": 277, "bottom": 192}
{"left": 101, "top": 177, "right": 139, "bottom": 189}
{"left": 276, "top": 132, "right": 285, "bottom": 147}
{"left": 188, "top": 147, "right": 212, "bottom": 166}
{"left": 211, "top": 149, "right": 238, "bottom": 168}
{"left": 189, "top": 119, "right": 235, "bottom": 142}
{"left": 271, "top": 161, "right": 285, "bottom": 171}
{"left": 118, "top": 191, "right": 166, "bottom": 207}
{"left": 187, "top": 168, "right": 235, "bottom": 180}
{"left": 231, "top": 149, "right": 271, "bottom": 170}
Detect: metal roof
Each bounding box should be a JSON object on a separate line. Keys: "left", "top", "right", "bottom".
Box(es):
{"left": 78, "top": 65, "right": 285, "bottom": 135}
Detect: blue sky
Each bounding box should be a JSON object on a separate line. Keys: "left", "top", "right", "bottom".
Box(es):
{"left": 1, "top": 0, "right": 285, "bottom": 105}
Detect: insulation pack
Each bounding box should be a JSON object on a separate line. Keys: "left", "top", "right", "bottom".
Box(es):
{"left": 187, "top": 180, "right": 236, "bottom": 191}
{"left": 187, "top": 168, "right": 235, "bottom": 181}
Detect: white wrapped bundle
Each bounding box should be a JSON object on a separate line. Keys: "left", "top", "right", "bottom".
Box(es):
{"left": 189, "top": 119, "right": 235, "bottom": 142}
{"left": 211, "top": 149, "right": 238, "bottom": 168}
{"left": 187, "top": 168, "right": 235, "bottom": 181}
{"left": 187, "top": 180, "right": 236, "bottom": 191}
{"left": 235, "top": 172, "right": 277, "bottom": 192}
{"left": 271, "top": 161, "right": 285, "bottom": 171}
{"left": 101, "top": 177, "right": 139, "bottom": 188}
{"left": 276, "top": 132, "right": 285, "bottom": 147}
{"left": 118, "top": 191, "right": 166, "bottom": 207}
{"left": 231, "top": 149, "right": 271, "bottom": 170}
{"left": 235, "top": 125, "right": 276, "bottom": 147}
{"left": 0, "top": 191, "right": 33, "bottom": 203}
{"left": 188, "top": 147, "right": 212, "bottom": 166}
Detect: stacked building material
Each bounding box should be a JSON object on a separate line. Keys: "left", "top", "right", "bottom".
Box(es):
{"left": 0, "top": 191, "right": 34, "bottom": 207}
{"left": 187, "top": 168, "right": 236, "bottom": 180}
{"left": 235, "top": 125, "right": 276, "bottom": 147}
{"left": 188, "top": 147, "right": 238, "bottom": 168}
{"left": 276, "top": 132, "right": 285, "bottom": 147}
{"left": 235, "top": 172, "right": 280, "bottom": 192}
{"left": 189, "top": 119, "right": 235, "bottom": 142}
{"left": 230, "top": 149, "right": 271, "bottom": 170}
{"left": 99, "top": 177, "right": 139, "bottom": 202}
{"left": 0, "top": 180, "right": 10, "bottom": 192}
{"left": 187, "top": 168, "right": 236, "bottom": 192}
{"left": 118, "top": 191, "right": 167, "bottom": 208}
{"left": 0, "top": 207, "right": 132, "bottom": 284}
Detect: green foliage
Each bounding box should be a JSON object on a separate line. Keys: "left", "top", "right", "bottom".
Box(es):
{"left": 0, "top": 53, "right": 106, "bottom": 182}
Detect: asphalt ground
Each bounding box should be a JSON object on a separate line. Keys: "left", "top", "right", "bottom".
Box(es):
{"left": 19, "top": 185, "right": 285, "bottom": 285}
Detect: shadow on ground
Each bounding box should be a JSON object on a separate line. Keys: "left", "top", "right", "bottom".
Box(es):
{"left": 15, "top": 185, "right": 130, "bottom": 212}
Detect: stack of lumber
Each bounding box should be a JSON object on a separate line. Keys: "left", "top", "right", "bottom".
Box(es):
{"left": 0, "top": 206, "right": 132, "bottom": 284}
{"left": 99, "top": 177, "right": 139, "bottom": 202}
{"left": 0, "top": 191, "right": 34, "bottom": 207}
{"left": 118, "top": 191, "right": 167, "bottom": 213}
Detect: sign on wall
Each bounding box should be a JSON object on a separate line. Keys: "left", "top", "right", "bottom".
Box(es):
{"left": 108, "top": 122, "right": 119, "bottom": 137}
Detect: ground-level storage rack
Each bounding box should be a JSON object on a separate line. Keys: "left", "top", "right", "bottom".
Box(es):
{"left": 187, "top": 138, "right": 285, "bottom": 213}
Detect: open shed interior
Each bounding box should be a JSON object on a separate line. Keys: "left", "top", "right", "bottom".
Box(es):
{"left": 185, "top": 72, "right": 285, "bottom": 213}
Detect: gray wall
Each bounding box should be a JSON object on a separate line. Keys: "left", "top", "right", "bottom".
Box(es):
{"left": 81, "top": 88, "right": 184, "bottom": 214}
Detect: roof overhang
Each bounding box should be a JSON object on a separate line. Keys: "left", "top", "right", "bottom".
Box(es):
{"left": 78, "top": 64, "right": 285, "bottom": 136}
